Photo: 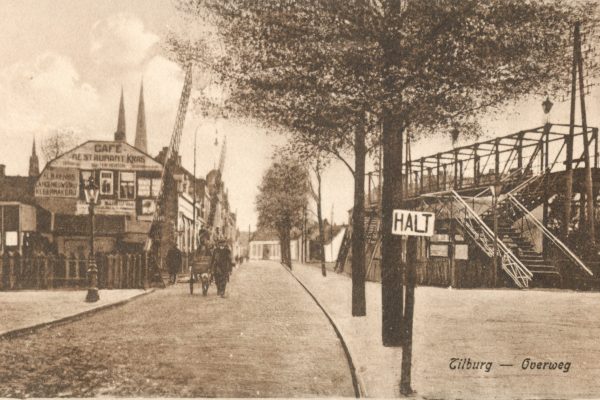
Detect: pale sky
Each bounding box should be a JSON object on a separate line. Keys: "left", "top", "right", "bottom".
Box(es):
{"left": 0, "top": 0, "right": 599, "bottom": 231}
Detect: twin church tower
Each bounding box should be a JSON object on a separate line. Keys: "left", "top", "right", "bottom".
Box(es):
{"left": 114, "top": 82, "right": 148, "bottom": 153}
{"left": 28, "top": 82, "right": 149, "bottom": 177}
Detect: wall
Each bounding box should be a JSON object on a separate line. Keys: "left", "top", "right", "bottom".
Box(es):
{"left": 323, "top": 227, "right": 346, "bottom": 263}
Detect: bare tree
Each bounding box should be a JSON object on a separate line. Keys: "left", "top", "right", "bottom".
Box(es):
{"left": 41, "top": 128, "right": 79, "bottom": 163}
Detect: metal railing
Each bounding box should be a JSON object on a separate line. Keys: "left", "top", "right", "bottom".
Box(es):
{"left": 507, "top": 193, "right": 593, "bottom": 276}
{"left": 448, "top": 190, "right": 532, "bottom": 288}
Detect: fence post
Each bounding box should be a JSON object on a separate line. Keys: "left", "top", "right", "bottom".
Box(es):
{"left": 107, "top": 254, "right": 114, "bottom": 289}
{"left": 47, "top": 255, "right": 54, "bottom": 289}
{"left": 9, "top": 254, "right": 16, "bottom": 289}
{"left": 129, "top": 254, "right": 134, "bottom": 288}
{"left": 35, "top": 255, "right": 42, "bottom": 289}
{"left": 114, "top": 255, "right": 119, "bottom": 289}
{"left": 135, "top": 254, "right": 141, "bottom": 288}
{"left": 64, "top": 254, "right": 70, "bottom": 287}
{"left": 143, "top": 252, "right": 149, "bottom": 290}
{"left": 123, "top": 254, "right": 130, "bottom": 289}
{"left": 41, "top": 256, "right": 47, "bottom": 289}
{"left": 118, "top": 255, "right": 124, "bottom": 289}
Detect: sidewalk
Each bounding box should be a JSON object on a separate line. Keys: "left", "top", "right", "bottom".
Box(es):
{"left": 0, "top": 289, "right": 149, "bottom": 337}
{"left": 292, "top": 262, "right": 600, "bottom": 399}
{"left": 291, "top": 262, "right": 403, "bottom": 398}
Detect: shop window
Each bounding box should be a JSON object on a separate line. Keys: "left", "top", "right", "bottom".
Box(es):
{"left": 119, "top": 172, "right": 136, "bottom": 199}
{"left": 100, "top": 171, "right": 113, "bottom": 195}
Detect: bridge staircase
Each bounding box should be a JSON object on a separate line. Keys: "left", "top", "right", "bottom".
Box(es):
{"left": 334, "top": 209, "right": 381, "bottom": 276}
{"left": 439, "top": 191, "right": 533, "bottom": 288}
{"left": 444, "top": 170, "right": 592, "bottom": 287}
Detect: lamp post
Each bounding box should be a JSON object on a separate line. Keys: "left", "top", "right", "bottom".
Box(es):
{"left": 490, "top": 183, "right": 502, "bottom": 287}
{"left": 84, "top": 175, "right": 100, "bottom": 302}
{"left": 542, "top": 96, "right": 553, "bottom": 124}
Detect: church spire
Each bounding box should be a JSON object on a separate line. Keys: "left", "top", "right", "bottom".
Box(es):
{"left": 134, "top": 80, "right": 148, "bottom": 153}
{"left": 114, "top": 86, "right": 126, "bottom": 142}
{"left": 28, "top": 136, "right": 39, "bottom": 177}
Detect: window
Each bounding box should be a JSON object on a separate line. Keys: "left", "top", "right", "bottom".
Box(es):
{"left": 137, "top": 177, "right": 162, "bottom": 198}
{"left": 100, "top": 171, "right": 113, "bottom": 195}
{"left": 137, "top": 178, "right": 151, "bottom": 197}
{"left": 151, "top": 179, "right": 162, "bottom": 197}
{"left": 119, "top": 172, "right": 136, "bottom": 199}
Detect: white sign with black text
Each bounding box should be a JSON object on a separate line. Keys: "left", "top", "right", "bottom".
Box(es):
{"left": 392, "top": 209, "right": 435, "bottom": 237}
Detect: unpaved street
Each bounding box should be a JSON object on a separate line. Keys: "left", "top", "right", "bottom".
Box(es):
{"left": 0, "top": 261, "right": 354, "bottom": 397}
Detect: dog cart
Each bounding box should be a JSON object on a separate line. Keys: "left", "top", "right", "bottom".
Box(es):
{"left": 190, "top": 252, "right": 212, "bottom": 296}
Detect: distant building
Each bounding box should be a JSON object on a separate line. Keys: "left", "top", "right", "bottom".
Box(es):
{"left": 31, "top": 86, "right": 197, "bottom": 258}
{"left": 0, "top": 165, "right": 49, "bottom": 254}
{"left": 1, "top": 84, "right": 238, "bottom": 268}
{"left": 249, "top": 229, "right": 301, "bottom": 261}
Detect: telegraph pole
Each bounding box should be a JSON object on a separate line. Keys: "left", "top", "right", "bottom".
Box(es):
{"left": 575, "top": 21, "right": 595, "bottom": 243}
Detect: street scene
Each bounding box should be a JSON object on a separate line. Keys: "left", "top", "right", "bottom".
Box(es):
{"left": 3, "top": 0, "right": 600, "bottom": 398}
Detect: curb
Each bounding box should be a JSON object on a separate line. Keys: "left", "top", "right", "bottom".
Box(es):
{"left": 0, "top": 288, "right": 156, "bottom": 340}
{"left": 280, "top": 263, "right": 368, "bottom": 398}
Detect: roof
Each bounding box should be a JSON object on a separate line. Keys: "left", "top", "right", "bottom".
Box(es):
{"left": 0, "top": 176, "right": 36, "bottom": 205}
{"left": 308, "top": 224, "right": 345, "bottom": 244}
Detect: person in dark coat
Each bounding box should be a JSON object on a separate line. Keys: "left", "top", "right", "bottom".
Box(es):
{"left": 166, "top": 244, "right": 182, "bottom": 284}
{"left": 211, "top": 239, "right": 233, "bottom": 297}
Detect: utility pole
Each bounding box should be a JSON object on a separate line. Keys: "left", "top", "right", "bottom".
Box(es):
{"left": 575, "top": 21, "right": 595, "bottom": 244}
{"left": 190, "top": 125, "right": 198, "bottom": 293}
{"left": 564, "top": 23, "right": 578, "bottom": 240}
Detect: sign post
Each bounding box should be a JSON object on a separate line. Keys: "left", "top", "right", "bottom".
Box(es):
{"left": 392, "top": 209, "right": 435, "bottom": 396}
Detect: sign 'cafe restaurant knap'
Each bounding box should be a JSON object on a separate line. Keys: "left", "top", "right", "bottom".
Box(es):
{"left": 35, "top": 140, "right": 164, "bottom": 255}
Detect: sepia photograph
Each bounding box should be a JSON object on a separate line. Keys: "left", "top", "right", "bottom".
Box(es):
{"left": 1, "top": 0, "right": 600, "bottom": 398}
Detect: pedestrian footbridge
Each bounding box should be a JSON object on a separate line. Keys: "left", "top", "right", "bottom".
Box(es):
{"left": 338, "top": 124, "right": 600, "bottom": 289}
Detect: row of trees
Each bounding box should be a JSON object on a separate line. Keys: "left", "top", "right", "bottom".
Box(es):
{"left": 254, "top": 150, "right": 329, "bottom": 278}
{"left": 169, "top": 1, "right": 596, "bottom": 392}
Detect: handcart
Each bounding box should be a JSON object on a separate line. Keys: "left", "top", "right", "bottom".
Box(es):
{"left": 190, "top": 253, "right": 212, "bottom": 296}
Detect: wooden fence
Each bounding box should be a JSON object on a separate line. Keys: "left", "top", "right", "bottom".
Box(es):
{"left": 0, "top": 252, "right": 151, "bottom": 290}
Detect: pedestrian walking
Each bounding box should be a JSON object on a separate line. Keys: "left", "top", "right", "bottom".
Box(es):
{"left": 166, "top": 244, "right": 182, "bottom": 285}
{"left": 211, "top": 239, "right": 234, "bottom": 297}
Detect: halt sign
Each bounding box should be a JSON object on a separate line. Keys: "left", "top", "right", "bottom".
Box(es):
{"left": 392, "top": 210, "right": 435, "bottom": 237}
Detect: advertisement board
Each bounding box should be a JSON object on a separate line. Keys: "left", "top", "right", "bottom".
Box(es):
{"left": 52, "top": 141, "right": 162, "bottom": 172}
{"left": 75, "top": 199, "right": 136, "bottom": 215}
{"left": 430, "top": 243, "right": 449, "bottom": 257}
{"left": 34, "top": 167, "right": 79, "bottom": 198}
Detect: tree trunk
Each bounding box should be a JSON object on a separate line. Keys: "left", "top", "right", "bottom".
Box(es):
{"left": 352, "top": 121, "right": 367, "bottom": 316}
{"left": 316, "top": 168, "right": 327, "bottom": 277}
{"left": 285, "top": 227, "right": 292, "bottom": 269}
{"left": 380, "top": 1, "right": 405, "bottom": 346}
{"left": 279, "top": 226, "right": 291, "bottom": 269}
{"left": 381, "top": 114, "right": 404, "bottom": 346}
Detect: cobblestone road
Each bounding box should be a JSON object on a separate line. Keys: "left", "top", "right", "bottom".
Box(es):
{"left": 0, "top": 261, "right": 354, "bottom": 397}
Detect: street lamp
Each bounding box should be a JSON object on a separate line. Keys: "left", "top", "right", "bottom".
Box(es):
{"left": 84, "top": 175, "right": 100, "bottom": 302}
{"left": 451, "top": 126, "right": 460, "bottom": 147}
{"left": 542, "top": 96, "right": 553, "bottom": 124}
